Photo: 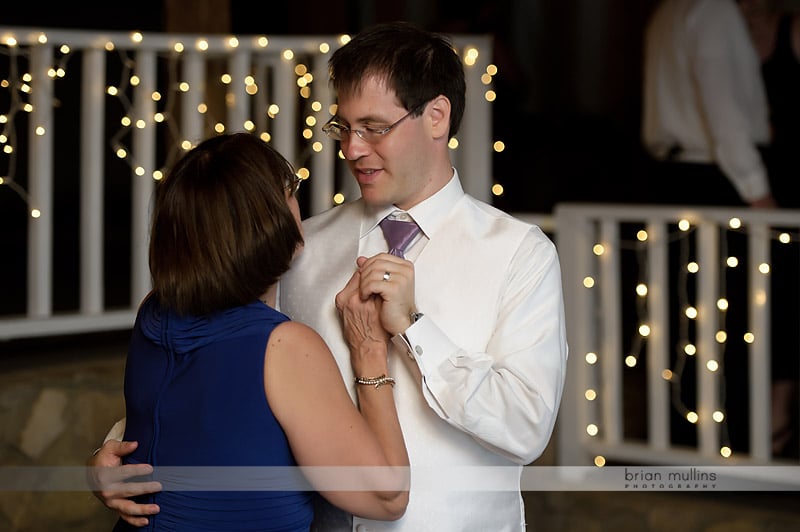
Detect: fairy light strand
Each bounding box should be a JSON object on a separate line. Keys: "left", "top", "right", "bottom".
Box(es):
{"left": 586, "top": 217, "right": 798, "bottom": 465}
{"left": 1, "top": 31, "right": 498, "bottom": 213}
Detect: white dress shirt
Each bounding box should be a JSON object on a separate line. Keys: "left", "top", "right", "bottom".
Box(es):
{"left": 281, "top": 171, "right": 568, "bottom": 531}
{"left": 642, "top": 0, "right": 771, "bottom": 202}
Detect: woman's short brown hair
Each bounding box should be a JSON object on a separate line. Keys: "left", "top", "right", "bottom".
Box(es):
{"left": 149, "top": 133, "right": 303, "bottom": 316}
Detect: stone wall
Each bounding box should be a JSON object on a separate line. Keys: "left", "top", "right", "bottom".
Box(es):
{"left": 0, "top": 332, "right": 128, "bottom": 532}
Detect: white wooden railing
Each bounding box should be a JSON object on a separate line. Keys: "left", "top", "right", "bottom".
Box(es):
{"left": 0, "top": 27, "right": 492, "bottom": 339}
{"left": 552, "top": 203, "right": 800, "bottom": 469}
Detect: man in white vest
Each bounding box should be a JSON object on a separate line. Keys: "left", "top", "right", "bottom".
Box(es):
{"left": 91, "top": 22, "right": 568, "bottom": 532}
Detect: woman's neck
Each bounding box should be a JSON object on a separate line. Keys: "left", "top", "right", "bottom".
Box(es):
{"left": 260, "top": 283, "right": 278, "bottom": 307}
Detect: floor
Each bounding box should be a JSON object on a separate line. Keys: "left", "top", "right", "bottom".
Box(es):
{"left": 2, "top": 333, "right": 799, "bottom": 531}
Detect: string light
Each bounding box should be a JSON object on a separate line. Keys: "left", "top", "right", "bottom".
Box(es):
{"left": 2, "top": 30, "right": 497, "bottom": 214}
{"left": 582, "top": 216, "right": 800, "bottom": 464}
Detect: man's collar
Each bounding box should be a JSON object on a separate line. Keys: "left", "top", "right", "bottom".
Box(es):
{"left": 361, "top": 169, "right": 464, "bottom": 238}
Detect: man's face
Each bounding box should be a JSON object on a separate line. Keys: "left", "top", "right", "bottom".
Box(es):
{"left": 333, "top": 76, "right": 434, "bottom": 210}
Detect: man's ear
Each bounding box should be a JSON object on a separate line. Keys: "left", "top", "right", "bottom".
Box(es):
{"left": 428, "top": 95, "right": 451, "bottom": 139}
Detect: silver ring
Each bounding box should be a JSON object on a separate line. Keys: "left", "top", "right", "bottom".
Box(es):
{"left": 383, "top": 271, "right": 391, "bottom": 282}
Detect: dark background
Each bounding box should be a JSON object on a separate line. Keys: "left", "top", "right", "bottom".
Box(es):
{"left": 2, "top": 0, "right": 661, "bottom": 214}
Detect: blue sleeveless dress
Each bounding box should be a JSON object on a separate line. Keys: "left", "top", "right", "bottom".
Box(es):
{"left": 114, "top": 295, "right": 313, "bottom": 531}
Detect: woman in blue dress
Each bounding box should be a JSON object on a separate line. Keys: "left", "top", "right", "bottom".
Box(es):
{"left": 100, "top": 132, "right": 408, "bottom": 531}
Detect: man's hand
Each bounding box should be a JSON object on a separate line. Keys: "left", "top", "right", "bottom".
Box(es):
{"left": 86, "top": 440, "right": 161, "bottom": 527}
{"left": 353, "top": 254, "right": 417, "bottom": 335}
{"left": 750, "top": 193, "right": 778, "bottom": 208}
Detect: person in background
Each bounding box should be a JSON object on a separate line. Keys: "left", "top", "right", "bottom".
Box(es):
{"left": 642, "top": 0, "right": 798, "bottom": 458}
{"left": 739, "top": 0, "right": 800, "bottom": 458}
{"left": 91, "top": 22, "right": 568, "bottom": 531}
{"left": 642, "top": 0, "right": 777, "bottom": 208}
{"left": 90, "top": 132, "right": 409, "bottom": 531}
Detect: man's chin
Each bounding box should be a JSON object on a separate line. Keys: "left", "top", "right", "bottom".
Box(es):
{"left": 359, "top": 189, "right": 392, "bottom": 208}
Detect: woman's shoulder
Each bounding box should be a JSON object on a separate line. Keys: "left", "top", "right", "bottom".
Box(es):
{"left": 267, "top": 320, "right": 329, "bottom": 361}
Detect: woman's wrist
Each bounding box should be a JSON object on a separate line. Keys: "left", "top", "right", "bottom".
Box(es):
{"left": 354, "top": 374, "right": 396, "bottom": 389}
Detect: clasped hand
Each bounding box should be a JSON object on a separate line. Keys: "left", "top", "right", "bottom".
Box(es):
{"left": 340, "top": 253, "right": 417, "bottom": 337}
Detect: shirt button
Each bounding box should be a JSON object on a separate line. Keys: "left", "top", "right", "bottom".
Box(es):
{"left": 415, "top": 345, "right": 423, "bottom": 356}
{"left": 355, "top": 525, "right": 371, "bottom": 532}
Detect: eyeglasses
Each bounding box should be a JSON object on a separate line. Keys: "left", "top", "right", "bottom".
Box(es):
{"left": 284, "top": 174, "right": 303, "bottom": 196}
{"left": 321, "top": 102, "right": 426, "bottom": 143}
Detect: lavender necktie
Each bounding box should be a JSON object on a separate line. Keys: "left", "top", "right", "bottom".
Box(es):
{"left": 379, "top": 216, "right": 421, "bottom": 258}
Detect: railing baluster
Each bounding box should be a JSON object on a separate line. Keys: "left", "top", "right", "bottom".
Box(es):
{"left": 647, "top": 220, "right": 670, "bottom": 450}
{"left": 130, "top": 49, "right": 156, "bottom": 307}
{"left": 748, "top": 222, "right": 771, "bottom": 460}
{"left": 553, "top": 207, "right": 594, "bottom": 465}
{"left": 310, "top": 50, "right": 335, "bottom": 216}
{"left": 272, "top": 51, "right": 296, "bottom": 165}
{"left": 696, "top": 221, "right": 721, "bottom": 457}
{"left": 600, "top": 219, "right": 623, "bottom": 446}
{"left": 28, "top": 43, "right": 54, "bottom": 318}
{"left": 80, "top": 47, "right": 105, "bottom": 315}
{"left": 182, "top": 49, "right": 206, "bottom": 143}
{"left": 227, "top": 47, "right": 250, "bottom": 134}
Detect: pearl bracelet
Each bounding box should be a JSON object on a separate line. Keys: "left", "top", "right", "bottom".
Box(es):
{"left": 354, "top": 374, "right": 396, "bottom": 389}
